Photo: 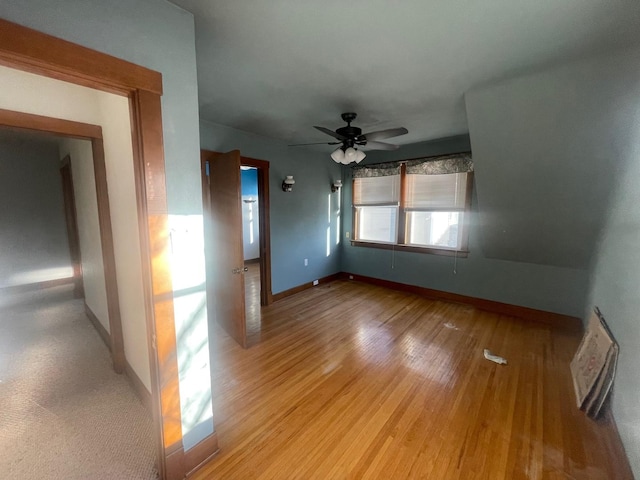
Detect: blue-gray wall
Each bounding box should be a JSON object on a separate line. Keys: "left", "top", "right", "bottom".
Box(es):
{"left": 200, "top": 120, "right": 343, "bottom": 294}
{"left": 583, "top": 49, "right": 640, "bottom": 479}
{"left": 587, "top": 142, "right": 640, "bottom": 477}
{"left": 587, "top": 141, "right": 640, "bottom": 478}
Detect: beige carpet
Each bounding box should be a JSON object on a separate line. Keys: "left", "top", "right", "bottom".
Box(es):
{"left": 0, "top": 285, "right": 158, "bottom": 479}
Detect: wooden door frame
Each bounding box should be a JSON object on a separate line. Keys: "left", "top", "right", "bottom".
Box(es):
{"left": 200, "top": 150, "right": 273, "bottom": 306}
{"left": 0, "top": 19, "right": 187, "bottom": 480}
{"left": 60, "top": 155, "right": 84, "bottom": 299}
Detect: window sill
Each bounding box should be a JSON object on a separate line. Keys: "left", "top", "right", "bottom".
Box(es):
{"left": 350, "top": 241, "right": 469, "bottom": 258}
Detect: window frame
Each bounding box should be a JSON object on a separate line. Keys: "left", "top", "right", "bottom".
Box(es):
{"left": 352, "top": 162, "right": 473, "bottom": 257}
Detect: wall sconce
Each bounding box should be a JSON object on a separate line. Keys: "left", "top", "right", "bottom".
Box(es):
{"left": 282, "top": 175, "right": 295, "bottom": 192}
{"left": 331, "top": 179, "right": 343, "bottom": 193}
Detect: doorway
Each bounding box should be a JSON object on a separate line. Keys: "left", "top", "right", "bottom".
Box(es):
{"left": 0, "top": 125, "right": 157, "bottom": 477}
{"left": 241, "top": 157, "right": 271, "bottom": 345}
{"left": 0, "top": 114, "right": 125, "bottom": 372}
{"left": 200, "top": 150, "right": 271, "bottom": 348}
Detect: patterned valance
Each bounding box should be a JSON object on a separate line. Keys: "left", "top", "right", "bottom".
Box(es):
{"left": 352, "top": 153, "right": 472, "bottom": 178}
{"left": 352, "top": 161, "right": 401, "bottom": 178}
{"left": 406, "top": 153, "right": 473, "bottom": 175}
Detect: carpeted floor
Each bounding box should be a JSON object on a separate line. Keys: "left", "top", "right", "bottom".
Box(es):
{"left": 0, "top": 284, "right": 158, "bottom": 479}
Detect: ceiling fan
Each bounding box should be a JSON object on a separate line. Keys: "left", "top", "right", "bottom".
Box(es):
{"left": 289, "top": 112, "right": 408, "bottom": 164}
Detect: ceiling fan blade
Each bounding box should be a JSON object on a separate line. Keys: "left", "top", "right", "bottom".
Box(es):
{"left": 361, "top": 127, "right": 408, "bottom": 142}
{"left": 288, "top": 141, "right": 341, "bottom": 146}
{"left": 362, "top": 141, "right": 399, "bottom": 151}
{"left": 314, "top": 126, "right": 347, "bottom": 141}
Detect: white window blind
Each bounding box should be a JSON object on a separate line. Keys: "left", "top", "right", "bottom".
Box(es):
{"left": 353, "top": 175, "right": 401, "bottom": 206}
{"left": 405, "top": 172, "right": 467, "bottom": 210}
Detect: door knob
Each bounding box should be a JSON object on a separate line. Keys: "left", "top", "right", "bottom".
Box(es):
{"left": 243, "top": 266, "right": 249, "bottom": 272}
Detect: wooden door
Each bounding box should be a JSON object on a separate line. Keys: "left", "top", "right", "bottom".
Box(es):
{"left": 203, "top": 150, "right": 247, "bottom": 348}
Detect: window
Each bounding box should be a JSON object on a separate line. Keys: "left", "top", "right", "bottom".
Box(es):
{"left": 352, "top": 154, "right": 473, "bottom": 256}
{"left": 353, "top": 173, "right": 400, "bottom": 243}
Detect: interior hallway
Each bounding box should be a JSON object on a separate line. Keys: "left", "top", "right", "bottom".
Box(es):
{"left": 0, "top": 284, "right": 157, "bottom": 479}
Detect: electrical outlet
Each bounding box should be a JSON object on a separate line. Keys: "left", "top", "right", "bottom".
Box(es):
{"left": 345, "top": 231, "right": 350, "bottom": 238}
{"left": 313, "top": 279, "right": 319, "bottom": 286}
{"left": 304, "top": 258, "right": 308, "bottom": 266}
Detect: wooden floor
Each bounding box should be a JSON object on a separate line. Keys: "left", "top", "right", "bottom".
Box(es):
{"left": 245, "top": 261, "right": 262, "bottom": 345}
{"left": 194, "top": 279, "right": 632, "bottom": 480}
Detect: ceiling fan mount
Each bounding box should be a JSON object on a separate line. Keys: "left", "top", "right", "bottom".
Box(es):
{"left": 335, "top": 112, "right": 362, "bottom": 143}
{"left": 288, "top": 112, "right": 409, "bottom": 164}
{"left": 341, "top": 112, "right": 358, "bottom": 124}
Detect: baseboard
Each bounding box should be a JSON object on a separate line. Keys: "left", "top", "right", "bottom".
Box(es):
{"left": 185, "top": 432, "right": 220, "bottom": 478}
{"left": 84, "top": 303, "right": 111, "bottom": 350}
{"left": 272, "top": 272, "right": 342, "bottom": 302}
{"left": 0, "top": 276, "right": 74, "bottom": 294}
{"left": 244, "top": 257, "right": 260, "bottom": 264}
{"left": 165, "top": 444, "right": 186, "bottom": 480}
{"left": 124, "top": 361, "right": 152, "bottom": 412}
{"left": 343, "top": 272, "right": 583, "bottom": 332}
{"left": 84, "top": 303, "right": 151, "bottom": 410}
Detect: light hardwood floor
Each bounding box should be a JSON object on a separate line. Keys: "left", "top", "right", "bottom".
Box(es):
{"left": 195, "top": 279, "right": 631, "bottom": 479}
{"left": 245, "top": 261, "right": 262, "bottom": 345}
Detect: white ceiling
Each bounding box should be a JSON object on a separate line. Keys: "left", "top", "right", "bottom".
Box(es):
{"left": 170, "top": 0, "right": 640, "bottom": 147}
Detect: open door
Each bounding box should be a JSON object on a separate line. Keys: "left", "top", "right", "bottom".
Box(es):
{"left": 202, "top": 150, "right": 247, "bottom": 348}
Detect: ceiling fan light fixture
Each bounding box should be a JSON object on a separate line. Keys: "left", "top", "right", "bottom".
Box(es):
{"left": 292, "top": 113, "right": 408, "bottom": 162}
{"left": 331, "top": 147, "right": 345, "bottom": 163}
{"left": 344, "top": 147, "right": 357, "bottom": 162}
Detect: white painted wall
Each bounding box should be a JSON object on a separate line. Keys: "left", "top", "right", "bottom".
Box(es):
{"left": 95, "top": 94, "right": 149, "bottom": 385}
{"left": 242, "top": 196, "right": 260, "bottom": 260}
{"left": 0, "top": 65, "right": 151, "bottom": 392}
{"left": 59, "top": 138, "right": 110, "bottom": 334}
{"left": 0, "top": 133, "right": 71, "bottom": 288}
